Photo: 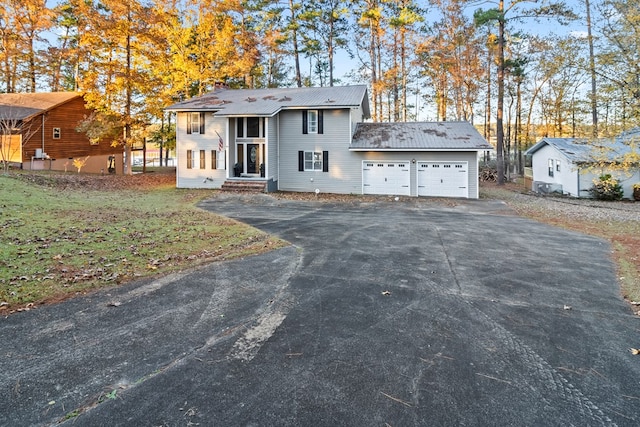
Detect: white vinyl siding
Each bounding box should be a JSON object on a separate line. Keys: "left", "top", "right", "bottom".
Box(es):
{"left": 530, "top": 144, "right": 577, "bottom": 196}
{"left": 176, "top": 112, "right": 228, "bottom": 188}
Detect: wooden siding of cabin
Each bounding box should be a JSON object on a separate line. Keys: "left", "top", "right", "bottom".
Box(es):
{"left": 21, "top": 97, "right": 123, "bottom": 162}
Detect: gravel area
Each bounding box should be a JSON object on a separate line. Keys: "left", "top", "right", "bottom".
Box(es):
{"left": 500, "top": 192, "right": 640, "bottom": 222}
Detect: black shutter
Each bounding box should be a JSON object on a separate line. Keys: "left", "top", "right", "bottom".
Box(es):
{"left": 200, "top": 112, "right": 205, "bottom": 134}
{"left": 302, "top": 110, "right": 308, "bottom": 134}
{"left": 298, "top": 151, "right": 304, "bottom": 171}
{"left": 318, "top": 110, "right": 324, "bottom": 134}
{"left": 186, "top": 113, "right": 192, "bottom": 134}
{"left": 322, "top": 151, "right": 329, "bottom": 172}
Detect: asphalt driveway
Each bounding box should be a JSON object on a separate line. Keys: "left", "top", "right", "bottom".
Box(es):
{"left": 2, "top": 193, "right": 639, "bottom": 426}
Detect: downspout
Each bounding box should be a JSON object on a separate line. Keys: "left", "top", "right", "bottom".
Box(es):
{"left": 577, "top": 166, "right": 580, "bottom": 197}
{"left": 264, "top": 117, "right": 268, "bottom": 181}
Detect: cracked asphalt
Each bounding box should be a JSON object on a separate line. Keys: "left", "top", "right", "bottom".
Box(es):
{"left": 2, "top": 193, "right": 639, "bottom": 426}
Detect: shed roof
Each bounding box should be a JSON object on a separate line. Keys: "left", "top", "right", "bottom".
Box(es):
{"left": 525, "top": 136, "right": 636, "bottom": 163}
{"left": 0, "top": 92, "right": 81, "bottom": 121}
{"left": 349, "top": 121, "right": 491, "bottom": 151}
{"left": 165, "top": 85, "right": 370, "bottom": 118}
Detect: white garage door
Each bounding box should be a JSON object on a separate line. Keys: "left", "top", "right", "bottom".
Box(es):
{"left": 362, "top": 161, "right": 410, "bottom": 196}
{"left": 417, "top": 161, "right": 468, "bottom": 198}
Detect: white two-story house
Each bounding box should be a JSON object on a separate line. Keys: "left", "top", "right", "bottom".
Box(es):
{"left": 166, "top": 85, "right": 491, "bottom": 198}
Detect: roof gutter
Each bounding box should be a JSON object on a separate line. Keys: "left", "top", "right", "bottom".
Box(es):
{"left": 348, "top": 147, "right": 492, "bottom": 152}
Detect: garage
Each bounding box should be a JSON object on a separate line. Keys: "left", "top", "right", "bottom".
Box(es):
{"left": 417, "top": 161, "right": 469, "bottom": 198}
{"left": 362, "top": 161, "right": 410, "bottom": 196}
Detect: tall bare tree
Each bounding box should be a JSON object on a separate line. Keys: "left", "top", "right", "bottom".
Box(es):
{"left": 475, "top": 0, "right": 576, "bottom": 184}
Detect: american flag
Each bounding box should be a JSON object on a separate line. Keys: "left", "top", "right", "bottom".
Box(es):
{"left": 216, "top": 131, "right": 224, "bottom": 152}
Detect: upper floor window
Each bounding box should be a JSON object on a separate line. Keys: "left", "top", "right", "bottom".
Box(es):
{"left": 307, "top": 110, "right": 318, "bottom": 133}
{"left": 236, "top": 117, "right": 265, "bottom": 138}
{"left": 187, "top": 112, "right": 205, "bottom": 134}
{"left": 53, "top": 128, "right": 61, "bottom": 139}
{"left": 247, "top": 117, "right": 260, "bottom": 137}
{"left": 548, "top": 159, "right": 554, "bottom": 177}
{"left": 302, "top": 110, "right": 323, "bottom": 134}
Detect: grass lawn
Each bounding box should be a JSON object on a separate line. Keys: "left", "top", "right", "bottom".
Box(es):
{"left": 0, "top": 171, "right": 287, "bottom": 313}
{"left": 481, "top": 181, "right": 640, "bottom": 304}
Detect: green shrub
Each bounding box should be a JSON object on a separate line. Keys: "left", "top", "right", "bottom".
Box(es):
{"left": 589, "top": 174, "right": 623, "bottom": 200}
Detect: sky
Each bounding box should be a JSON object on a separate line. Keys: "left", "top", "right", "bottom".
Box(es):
{"left": 40, "top": 0, "right": 592, "bottom": 121}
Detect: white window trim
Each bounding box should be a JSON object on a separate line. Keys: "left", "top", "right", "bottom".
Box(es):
{"left": 190, "top": 112, "right": 201, "bottom": 134}
{"left": 307, "top": 110, "right": 318, "bottom": 134}
{"left": 237, "top": 117, "right": 265, "bottom": 139}
{"left": 304, "top": 151, "right": 322, "bottom": 171}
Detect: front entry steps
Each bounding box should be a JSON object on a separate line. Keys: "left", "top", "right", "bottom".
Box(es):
{"left": 220, "top": 179, "right": 267, "bottom": 193}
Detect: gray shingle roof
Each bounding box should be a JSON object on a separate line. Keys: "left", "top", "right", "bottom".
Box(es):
{"left": 0, "top": 92, "right": 81, "bottom": 121}
{"left": 525, "top": 136, "right": 636, "bottom": 163}
{"left": 349, "top": 121, "right": 491, "bottom": 151}
{"left": 165, "top": 85, "right": 370, "bottom": 118}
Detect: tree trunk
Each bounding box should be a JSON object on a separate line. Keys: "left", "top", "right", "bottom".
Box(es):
{"left": 585, "top": 0, "right": 598, "bottom": 138}
{"left": 289, "top": 0, "right": 302, "bottom": 87}
{"left": 496, "top": 0, "right": 505, "bottom": 185}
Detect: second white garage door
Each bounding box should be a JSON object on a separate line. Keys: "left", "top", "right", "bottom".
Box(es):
{"left": 417, "top": 161, "right": 469, "bottom": 198}
{"left": 362, "top": 161, "right": 410, "bottom": 196}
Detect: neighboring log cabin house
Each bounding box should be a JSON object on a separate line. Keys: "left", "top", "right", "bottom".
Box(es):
{"left": 0, "top": 92, "right": 124, "bottom": 174}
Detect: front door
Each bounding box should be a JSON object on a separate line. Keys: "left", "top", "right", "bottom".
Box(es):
{"left": 246, "top": 144, "right": 259, "bottom": 174}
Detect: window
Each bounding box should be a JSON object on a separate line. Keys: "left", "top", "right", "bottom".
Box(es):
{"left": 298, "top": 150, "right": 329, "bottom": 172}
{"left": 305, "top": 151, "right": 322, "bottom": 170}
{"left": 187, "top": 112, "right": 205, "bottom": 134}
{"left": 237, "top": 117, "right": 264, "bottom": 138}
{"left": 307, "top": 110, "right": 318, "bottom": 133}
{"left": 556, "top": 159, "right": 561, "bottom": 172}
{"left": 302, "top": 110, "right": 323, "bottom": 134}
{"left": 200, "top": 150, "right": 205, "bottom": 169}
{"left": 236, "top": 118, "right": 244, "bottom": 138}
{"left": 53, "top": 128, "right": 61, "bottom": 139}
{"left": 186, "top": 150, "right": 193, "bottom": 169}
{"left": 548, "top": 159, "right": 554, "bottom": 177}
{"left": 246, "top": 117, "right": 260, "bottom": 137}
